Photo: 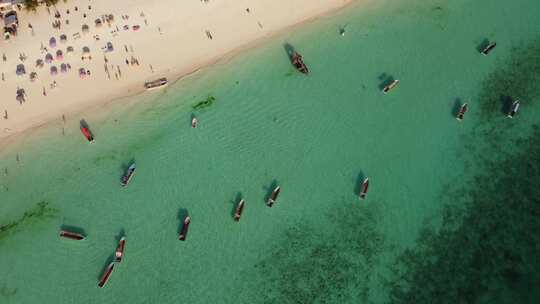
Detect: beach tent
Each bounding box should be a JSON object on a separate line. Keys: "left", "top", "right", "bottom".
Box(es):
{"left": 82, "top": 24, "right": 89, "bottom": 34}
{"left": 16, "top": 64, "right": 25, "bottom": 76}
{"left": 29, "top": 72, "right": 38, "bottom": 82}
{"left": 59, "top": 34, "right": 67, "bottom": 43}
{"left": 49, "top": 37, "right": 56, "bottom": 48}
{"left": 50, "top": 66, "right": 58, "bottom": 76}
{"left": 35, "top": 59, "right": 44, "bottom": 68}
{"left": 56, "top": 50, "right": 63, "bottom": 60}
{"left": 60, "top": 63, "right": 67, "bottom": 73}
{"left": 45, "top": 53, "right": 54, "bottom": 63}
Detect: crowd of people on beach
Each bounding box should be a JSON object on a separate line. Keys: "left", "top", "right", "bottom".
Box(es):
{"left": 1, "top": 2, "right": 151, "bottom": 124}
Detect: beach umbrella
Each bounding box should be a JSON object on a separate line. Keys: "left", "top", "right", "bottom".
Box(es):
{"left": 107, "top": 14, "right": 114, "bottom": 22}
{"left": 95, "top": 18, "right": 102, "bottom": 27}
{"left": 82, "top": 24, "right": 89, "bottom": 34}
{"left": 49, "top": 37, "right": 57, "bottom": 48}
{"left": 59, "top": 34, "right": 67, "bottom": 43}
{"left": 56, "top": 50, "right": 64, "bottom": 60}
{"left": 60, "top": 63, "right": 68, "bottom": 73}
{"left": 66, "top": 46, "right": 74, "bottom": 55}
{"left": 50, "top": 66, "right": 58, "bottom": 76}
{"left": 79, "top": 68, "right": 87, "bottom": 79}
{"left": 16, "top": 64, "right": 26, "bottom": 76}
{"left": 30, "top": 72, "right": 38, "bottom": 82}
{"left": 35, "top": 59, "right": 44, "bottom": 68}
{"left": 45, "top": 53, "right": 54, "bottom": 63}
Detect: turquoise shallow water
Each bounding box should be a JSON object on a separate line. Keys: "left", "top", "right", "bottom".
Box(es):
{"left": 1, "top": 0, "right": 540, "bottom": 303}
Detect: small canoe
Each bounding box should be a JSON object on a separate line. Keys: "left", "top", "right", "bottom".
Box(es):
{"left": 507, "top": 100, "right": 520, "bottom": 118}
{"left": 120, "top": 163, "right": 136, "bottom": 187}
{"left": 80, "top": 127, "right": 94, "bottom": 143}
{"left": 359, "top": 178, "right": 369, "bottom": 200}
{"left": 266, "top": 186, "right": 281, "bottom": 207}
{"left": 456, "top": 103, "right": 468, "bottom": 121}
{"left": 115, "top": 236, "right": 126, "bottom": 262}
{"left": 233, "top": 199, "right": 245, "bottom": 222}
{"left": 144, "top": 78, "right": 167, "bottom": 90}
{"left": 179, "top": 216, "right": 191, "bottom": 241}
{"left": 382, "top": 80, "right": 399, "bottom": 94}
{"left": 59, "top": 230, "right": 85, "bottom": 240}
{"left": 291, "top": 52, "right": 309, "bottom": 74}
{"left": 98, "top": 262, "right": 115, "bottom": 288}
{"left": 481, "top": 42, "right": 496, "bottom": 56}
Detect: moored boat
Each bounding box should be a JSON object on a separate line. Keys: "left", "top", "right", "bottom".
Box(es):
{"left": 80, "top": 127, "right": 94, "bottom": 143}
{"left": 359, "top": 178, "right": 369, "bottom": 200}
{"left": 456, "top": 103, "right": 468, "bottom": 121}
{"left": 120, "top": 163, "right": 136, "bottom": 187}
{"left": 98, "top": 262, "right": 115, "bottom": 288}
{"left": 59, "top": 230, "right": 86, "bottom": 240}
{"left": 481, "top": 42, "right": 497, "bottom": 56}
{"left": 115, "top": 236, "right": 126, "bottom": 262}
{"left": 233, "top": 199, "right": 245, "bottom": 222}
{"left": 507, "top": 100, "right": 520, "bottom": 118}
{"left": 382, "top": 80, "right": 399, "bottom": 94}
{"left": 266, "top": 186, "right": 281, "bottom": 207}
{"left": 178, "top": 216, "right": 191, "bottom": 241}
{"left": 191, "top": 117, "right": 198, "bottom": 128}
{"left": 144, "top": 77, "right": 168, "bottom": 90}
{"left": 291, "top": 52, "right": 309, "bottom": 74}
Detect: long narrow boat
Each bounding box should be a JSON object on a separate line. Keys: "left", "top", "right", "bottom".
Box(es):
{"left": 456, "top": 103, "right": 468, "bottom": 121}
{"left": 80, "top": 127, "right": 95, "bottom": 143}
{"left": 359, "top": 178, "right": 369, "bottom": 200}
{"left": 120, "top": 163, "right": 136, "bottom": 187}
{"left": 59, "top": 230, "right": 86, "bottom": 240}
{"left": 144, "top": 77, "right": 168, "bottom": 90}
{"left": 382, "top": 80, "right": 399, "bottom": 94}
{"left": 233, "top": 199, "right": 245, "bottom": 222}
{"left": 98, "top": 262, "right": 115, "bottom": 288}
{"left": 178, "top": 216, "right": 191, "bottom": 241}
{"left": 266, "top": 186, "right": 281, "bottom": 207}
{"left": 291, "top": 52, "right": 309, "bottom": 74}
{"left": 481, "top": 42, "right": 497, "bottom": 56}
{"left": 115, "top": 237, "right": 126, "bottom": 262}
{"left": 507, "top": 100, "right": 520, "bottom": 118}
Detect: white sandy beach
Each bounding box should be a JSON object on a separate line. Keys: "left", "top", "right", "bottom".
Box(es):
{"left": 0, "top": 0, "right": 353, "bottom": 143}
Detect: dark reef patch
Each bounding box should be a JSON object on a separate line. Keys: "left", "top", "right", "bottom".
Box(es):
{"left": 386, "top": 124, "right": 540, "bottom": 304}
{"left": 477, "top": 38, "right": 540, "bottom": 120}
{"left": 0, "top": 201, "right": 58, "bottom": 242}
{"left": 249, "top": 203, "right": 385, "bottom": 304}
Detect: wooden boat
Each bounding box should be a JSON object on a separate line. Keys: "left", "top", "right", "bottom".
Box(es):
{"left": 266, "top": 186, "right": 281, "bottom": 207}
{"left": 115, "top": 236, "right": 126, "bottom": 262}
{"left": 456, "top": 103, "right": 468, "bottom": 121}
{"left": 80, "top": 127, "right": 94, "bottom": 143}
{"left": 120, "top": 163, "right": 136, "bottom": 187}
{"left": 359, "top": 178, "right": 369, "bottom": 200}
{"left": 481, "top": 42, "right": 496, "bottom": 56}
{"left": 98, "top": 262, "right": 115, "bottom": 288}
{"left": 233, "top": 199, "right": 245, "bottom": 222}
{"left": 507, "top": 100, "right": 520, "bottom": 118}
{"left": 191, "top": 117, "right": 198, "bottom": 128}
{"left": 144, "top": 77, "right": 168, "bottom": 90}
{"left": 178, "top": 216, "right": 191, "bottom": 241}
{"left": 59, "top": 230, "right": 85, "bottom": 240}
{"left": 382, "top": 80, "right": 399, "bottom": 94}
{"left": 291, "top": 52, "right": 309, "bottom": 74}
